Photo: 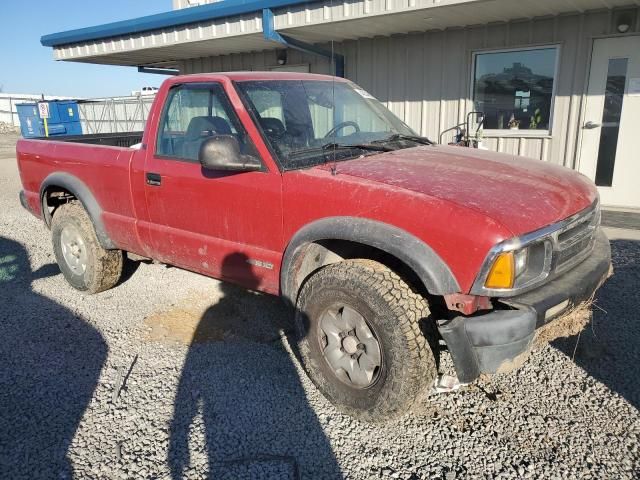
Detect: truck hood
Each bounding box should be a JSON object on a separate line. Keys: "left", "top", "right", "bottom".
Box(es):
{"left": 322, "top": 145, "right": 597, "bottom": 236}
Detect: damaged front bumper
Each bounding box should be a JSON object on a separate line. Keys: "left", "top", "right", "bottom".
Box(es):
{"left": 438, "top": 229, "right": 611, "bottom": 384}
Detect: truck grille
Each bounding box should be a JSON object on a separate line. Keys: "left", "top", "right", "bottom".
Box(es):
{"left": 553, "top": 204, "right": 600, "bottom": 274}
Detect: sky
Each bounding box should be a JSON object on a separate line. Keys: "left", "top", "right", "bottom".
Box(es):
{"left": 474, "top": 48, "right": 558, "bottom": 80}
{"left": 1, "top": 0, "right": 173, "bottom": 98}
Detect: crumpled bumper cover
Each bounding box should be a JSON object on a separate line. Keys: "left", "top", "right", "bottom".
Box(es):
{"left": 438, "top": 229, "right": 611, "bottom": 384}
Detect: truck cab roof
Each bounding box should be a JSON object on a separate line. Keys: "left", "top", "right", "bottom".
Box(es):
{"left": 169, "top": 71, "right": 348, "bottom": 83}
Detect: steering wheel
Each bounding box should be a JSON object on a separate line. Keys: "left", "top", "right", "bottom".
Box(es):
{"left": 324, "top": 121, "right": 360, "bottom": 139}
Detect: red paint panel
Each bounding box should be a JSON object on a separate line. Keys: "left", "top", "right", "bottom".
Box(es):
{"left": 282, "top": 167, "right": 511, "bottom": 293}
{"left": 139, "top": 76, "right": 283, "bottom": 292}
{"left": 16, "top": 138, "right": 142, "bottom": 253}
{"left": 141, "top": 160, "right": 282, "bottom": 291}
{"left": 16, "top": 72, "right": 599, "bottom": 299}
{"left": 330, "top": 146, "right": 596, "bottom": 236}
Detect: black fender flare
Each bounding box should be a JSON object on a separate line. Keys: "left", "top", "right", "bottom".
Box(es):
{"left": 280, "top": 216, "right": 460, "bottom": 304}
{"left": 40, "top": 172, "right": 116, "bottom": 249}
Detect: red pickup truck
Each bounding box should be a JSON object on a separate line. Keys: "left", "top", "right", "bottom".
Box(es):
{"left": 17, "top": 72, "right": 611, "bottom": 421}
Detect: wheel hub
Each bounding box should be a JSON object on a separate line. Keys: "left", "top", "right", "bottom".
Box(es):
{"left": 341, "top": 335, "right": 359, "bottom": 355}
{"left": 60, "top": 225, "right": 88, "bottom": 275}
{"left": 319, "top": 305, "right": 382, "bottom": 388}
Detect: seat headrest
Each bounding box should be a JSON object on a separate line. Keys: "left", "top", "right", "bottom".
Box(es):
{"left": 260, "top": 117, "right": 286, "bottom": 137}
{"left": 185, "top": 116, "right": 232, "bottom": 141}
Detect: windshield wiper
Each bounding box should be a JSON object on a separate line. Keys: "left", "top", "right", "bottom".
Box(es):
{"left": 288, "top": 142, "right": 393, "bottom": 159}
{"left": 322, "top": 142, "right": 394, "bottom": 152}
{"left": 374, "top": 133, "right": 434, "bottom": 146}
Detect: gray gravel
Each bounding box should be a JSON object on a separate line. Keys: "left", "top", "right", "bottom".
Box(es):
{"left": 0, "top": 122, "right": 20, "bottom": 135}
{"left": 0, "top": 132, "right": 19, "bottom": 157}
{"left": 1, "top": 137, "right": 639, "bottom": 479}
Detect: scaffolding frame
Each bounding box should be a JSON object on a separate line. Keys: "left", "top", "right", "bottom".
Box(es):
{"left": 78, "top": 95, "right": 155, "bottom": 134}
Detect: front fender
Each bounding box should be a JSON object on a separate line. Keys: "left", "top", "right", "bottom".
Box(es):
{"left": 280, "top": 216, "right": 460, "bottom": 304}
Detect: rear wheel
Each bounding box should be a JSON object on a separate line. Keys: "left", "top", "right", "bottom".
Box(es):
{"left": 295, "top": 259, "right": 437, "bottom": 421}
{"left": 51, "top": 201, "right": 123, "bottom": 293}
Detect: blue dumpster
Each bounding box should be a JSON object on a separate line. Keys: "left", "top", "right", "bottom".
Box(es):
{"left": 16, "top": 100, "right": 82, "bottom": 138}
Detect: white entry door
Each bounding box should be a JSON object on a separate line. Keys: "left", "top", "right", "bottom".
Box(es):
{"left": 579, "top": 36, "right": 640, "bottom": 209}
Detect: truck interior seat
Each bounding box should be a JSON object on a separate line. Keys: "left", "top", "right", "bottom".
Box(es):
{"left": 183, "top": 116, "right": 232, "bottom": 160}
{"left": 259, "top": 117, "right": 313, "bottom": 153}
{"left": 259, "top": 117, "right": 286, "bottom": 138}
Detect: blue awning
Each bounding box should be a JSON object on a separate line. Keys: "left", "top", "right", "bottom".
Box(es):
{"left": 41, "top": 0, "right": 314, "bottom": 47}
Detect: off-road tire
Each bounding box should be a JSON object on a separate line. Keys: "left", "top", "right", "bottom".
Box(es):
{"left": 51, "top": 201, "right": 123, "bottom": 293}
{"left": 295, "top": 259, "right": 437, "bottom": 422}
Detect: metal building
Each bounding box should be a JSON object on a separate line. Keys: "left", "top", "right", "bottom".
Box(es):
{"left": 41, "top": 0, "right": 640, "bottom": 209}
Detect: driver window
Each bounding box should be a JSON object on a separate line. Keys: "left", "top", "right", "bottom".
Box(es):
{"left": 156, "top": 84, "right": 256, "bottom": 162}
{"left": 163, "top": 88, "right": 209, "bottom": 136}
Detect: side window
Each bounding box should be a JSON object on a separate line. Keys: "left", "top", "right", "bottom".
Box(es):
{"left": 162, "top": 88, "right": 209, "bottom": 139}
{"left": 156, "top": 84, "right": 258, "bottom": 162}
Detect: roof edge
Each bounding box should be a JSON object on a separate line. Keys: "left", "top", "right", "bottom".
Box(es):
{"left": 41, "top": 0, "right": 313, "bottom": 47}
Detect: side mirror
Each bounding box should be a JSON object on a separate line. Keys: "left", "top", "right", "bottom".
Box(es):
{"left": 198, "top": 135, "right": 262, "bottom": 172}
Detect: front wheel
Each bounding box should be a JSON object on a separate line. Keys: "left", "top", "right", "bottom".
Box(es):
{"left": 295, "top": 259, "right": 437, "bottom": 421}
{"left": 51, "top": 201, "right": 123, "bottom": 294}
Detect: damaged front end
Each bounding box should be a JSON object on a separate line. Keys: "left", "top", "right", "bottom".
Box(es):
{"left": 438, "top": 229, "right": 611, "bottom": 384}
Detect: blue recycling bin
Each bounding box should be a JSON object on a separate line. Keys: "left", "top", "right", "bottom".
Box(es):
{"left": 16, "top": 100, "right": 83, "bottom": 138}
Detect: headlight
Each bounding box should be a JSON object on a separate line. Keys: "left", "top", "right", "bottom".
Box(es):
{"left": 514, "top": 248, "right": 528, "bottom": 278}
{"left": 483, "top": 241, "right": 551, "bottom": 291}
{"left": 472, "top": 199, "right": 598, "bottom": 297}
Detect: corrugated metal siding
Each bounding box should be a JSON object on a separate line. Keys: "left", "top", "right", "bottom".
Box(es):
{"left": 181, "top": 8, "right": 640, "bottom": 166}
{"left": 272, "top": 0, "right": 635, "bottom": 40}
{"left": 179, "top": 48, "right": 332, "bottom": 75}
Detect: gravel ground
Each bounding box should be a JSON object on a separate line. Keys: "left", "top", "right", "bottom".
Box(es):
{"left": 1, "top": 135, "right": 639, "bottom": 479}
{"left": 0, "top": 132, "right": 19, "bottom": 158}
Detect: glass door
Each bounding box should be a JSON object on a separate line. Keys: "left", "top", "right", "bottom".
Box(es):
{"left": 579, "top": 36, "right": 640, "bottom": 209}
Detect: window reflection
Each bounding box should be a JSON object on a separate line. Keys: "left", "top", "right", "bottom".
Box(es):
{"left": 473, "top": 48, "right": 558, "bottom": 130}
{"left": 595, "top": 58, "right": 628, "bottom": 187}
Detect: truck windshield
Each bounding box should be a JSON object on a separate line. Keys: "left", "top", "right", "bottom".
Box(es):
{"left": 235, "top": 80, "right": 426, "bottom": 170}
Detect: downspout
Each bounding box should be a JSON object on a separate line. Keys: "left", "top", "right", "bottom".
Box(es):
{"left": 262, "top": 8, "right": 345, "bottom": 78}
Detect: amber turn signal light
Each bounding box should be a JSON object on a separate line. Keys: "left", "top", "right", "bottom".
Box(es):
{"left": 484, "top": 252, "right": 515, "bottom": 289}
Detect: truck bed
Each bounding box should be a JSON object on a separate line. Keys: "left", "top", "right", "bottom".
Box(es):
{"left": 30, "top": 131, "right": 144, "bottom": 148}
{"left": 16, "top": 132, "right": 141, "bottom": 247}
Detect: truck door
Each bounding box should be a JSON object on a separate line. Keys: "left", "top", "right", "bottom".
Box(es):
{"left": 141, "top": 82, "right": 283, "bottom": 293}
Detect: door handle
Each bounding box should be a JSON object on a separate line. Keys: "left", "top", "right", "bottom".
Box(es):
{"left": 146, "top": 172, "right": 162, "bottom": 186}
{"left": 584, "top": 121, "right": 601, "bottom": 129}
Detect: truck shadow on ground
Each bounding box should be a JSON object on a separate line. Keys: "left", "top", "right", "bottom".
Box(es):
{"left": 168, "top": 253, "right": 342, "bottom": 479}
{"left": 0, "top": 236, "right": 108, "bottom": 478}
{"left": 552, "top": 239, "right": 640, "bottom": 410}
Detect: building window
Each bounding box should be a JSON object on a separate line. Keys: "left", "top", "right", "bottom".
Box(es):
{"left": 472, "top": 47, "right": 559, "bottom": 132}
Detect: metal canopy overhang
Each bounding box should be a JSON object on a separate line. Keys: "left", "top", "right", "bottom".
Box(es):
{"left": 45, "top": 0, "right": 634, "bottom": 69}
{"left": 62, "top": 34, "right": 276, "bottom": 69}
{"left": 41, "top": 0, "right": 312, "bottom": 47}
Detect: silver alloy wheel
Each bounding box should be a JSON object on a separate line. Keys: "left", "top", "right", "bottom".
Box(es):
{"left": 60, "top": 224, "right": 88, "bottom": 275}
{"left": 319, "top": 304, "right": 382, "bottom": 388}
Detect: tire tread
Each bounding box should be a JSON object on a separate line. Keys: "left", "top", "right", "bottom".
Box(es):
{"left": 51, "top": 201, "right": 123, "bottom": 294}
{"left": 296, "top": 259, "right": 437, "bottom": 421}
